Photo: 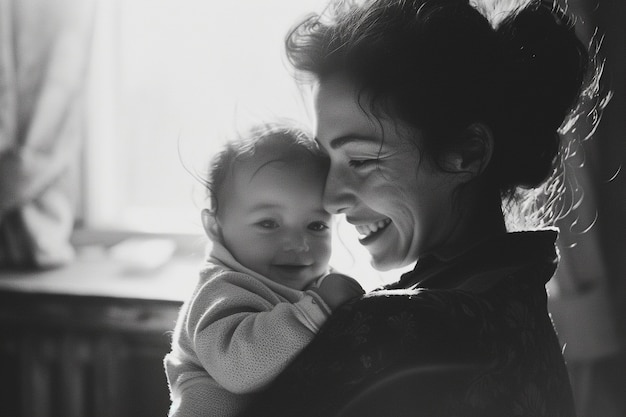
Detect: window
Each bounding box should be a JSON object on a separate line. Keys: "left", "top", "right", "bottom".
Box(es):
{"left": 85, "top": 0, "right": 324, "bottom": 232}
{"left": 83, "top": 0, "right": 410, "bottom": 289}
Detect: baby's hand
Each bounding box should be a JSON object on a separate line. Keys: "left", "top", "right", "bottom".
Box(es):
{"left": 311, "top": 273, "right": 364, "bottom": 310}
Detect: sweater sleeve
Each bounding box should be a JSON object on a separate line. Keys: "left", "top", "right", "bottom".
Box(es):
{"left": 185, "top": 269, "right": 330, "bottom": 394}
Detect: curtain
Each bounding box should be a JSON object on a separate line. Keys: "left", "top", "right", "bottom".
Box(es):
{"left": 0, "top": 0, "right": 95, "bottom": 268}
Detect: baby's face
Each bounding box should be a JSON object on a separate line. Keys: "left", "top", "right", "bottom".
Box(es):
{"left": 217, "top": 151, "right": 332, "bottom": 290}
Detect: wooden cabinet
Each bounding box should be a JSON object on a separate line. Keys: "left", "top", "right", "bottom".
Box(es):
{"left": 0, "top": 257, "right": 199, "bottom": 417}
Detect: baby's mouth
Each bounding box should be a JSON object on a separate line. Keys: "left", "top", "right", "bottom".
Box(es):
{"left": 273, "top": 264, "right": 311, "bottom": 272}
{"left": 355, "top": 218, "right": 392, "bottom": 241}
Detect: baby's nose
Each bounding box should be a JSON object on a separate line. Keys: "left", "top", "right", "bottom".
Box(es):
{"left": 283, "top": 233, "right": 309, "bottom": 252}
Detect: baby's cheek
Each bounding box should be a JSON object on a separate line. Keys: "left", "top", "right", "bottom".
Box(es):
{"left": 313, "top": 235, "right": 333, "bottom": 265}
{"left": 235, "top": 237, "right": 275, "bottom": 268}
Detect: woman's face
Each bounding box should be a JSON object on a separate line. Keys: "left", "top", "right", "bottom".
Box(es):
{"left": 314, "top": 75, "right": 458, "bottom": 270}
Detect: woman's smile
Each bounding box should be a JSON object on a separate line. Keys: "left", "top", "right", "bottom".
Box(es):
{"left": 353, "top": 218, "right": 392, "bottom": 242}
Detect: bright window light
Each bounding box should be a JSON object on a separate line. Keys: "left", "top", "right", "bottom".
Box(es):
{"left": 84, "top": 0, "right": 411, "bottom": 289}
{"left": 86, "top": 0, "right": 323, "bottom": 233}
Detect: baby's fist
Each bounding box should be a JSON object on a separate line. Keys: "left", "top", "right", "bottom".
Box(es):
{"left": 312, "top": 273, "right": 364, "bottom": 310}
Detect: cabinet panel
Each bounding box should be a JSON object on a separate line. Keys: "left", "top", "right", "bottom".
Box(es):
{"left": 0, "top": 292, "right": 180, "bottom": 417}
{"left": 0, "top": 329, "right": 21, "bottom": 417}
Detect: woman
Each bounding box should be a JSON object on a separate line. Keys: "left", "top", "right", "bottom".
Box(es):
{"left": 243, "top": 0, "right": 597, "bottom": 415}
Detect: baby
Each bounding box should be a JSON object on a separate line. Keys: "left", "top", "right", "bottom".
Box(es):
{"left": 164, "top": 123, "right": 364, "bottom": 417}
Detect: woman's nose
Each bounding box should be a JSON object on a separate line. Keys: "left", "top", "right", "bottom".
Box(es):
{"left": 283, "top": 233, "right": 309, "bottom": 252}
{"left": 323, "top": 166, "right": 353, "bottom": 214}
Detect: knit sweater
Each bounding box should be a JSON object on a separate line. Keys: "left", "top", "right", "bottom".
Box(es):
{"left": 164, "top": 238, "right": 332, "bottom": 417}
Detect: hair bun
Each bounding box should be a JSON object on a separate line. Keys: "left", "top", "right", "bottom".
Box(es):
{"left": 493, "top": 0, "right": 589, "bottom": 189}
{"left": 497, "top": 1, "right": 588, "bottom": 127}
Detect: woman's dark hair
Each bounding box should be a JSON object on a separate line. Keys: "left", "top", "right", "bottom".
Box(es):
{"left": 286, "top": 0, "right": 602, "bottom": 221}
{"left": 202, "top": 122, "right": 323, "bottom": 215}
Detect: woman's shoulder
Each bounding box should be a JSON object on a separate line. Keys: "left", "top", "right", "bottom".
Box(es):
{"left": 323, "top": 270, "right": 546, "bottom": 351}
{"left": 321, "top": 287, "right": 491, "bottom": 347}
{"left": 358, "top": 287, "right": 482, "bottom": 314}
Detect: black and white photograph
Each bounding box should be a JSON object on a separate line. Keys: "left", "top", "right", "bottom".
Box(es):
{"left": 0, "top": 0, "right": 624, "bottom": 416}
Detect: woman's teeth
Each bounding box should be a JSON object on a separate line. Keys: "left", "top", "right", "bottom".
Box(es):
{"left": 356, "top": 219, "right": 391, "bottom": 238}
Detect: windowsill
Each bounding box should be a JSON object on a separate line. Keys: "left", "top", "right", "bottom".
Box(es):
{"left": 70, "top": 227, "right": 207, "bottom": 257}
{"left": 0, "top": 246, "right": 203, "bottom": 303}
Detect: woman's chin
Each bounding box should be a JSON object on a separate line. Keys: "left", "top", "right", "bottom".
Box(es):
{"left": 362, "top": 225, "right": 415, "bottom": 271}
{"left": 369, "top": 251, "right": 411, "bottom": 271}
{"left": 359, "top": 226, "right": 398, "bottom": 271}
{"left": 365, "top": 239, "right": 403, "bottom": 271}
{"left": 369, "top": 256, "right": 396, "bottom": 271}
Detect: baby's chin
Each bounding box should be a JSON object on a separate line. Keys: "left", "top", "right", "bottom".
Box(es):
{"left": 270, "top": 266, "right": 324, "bottom": 290}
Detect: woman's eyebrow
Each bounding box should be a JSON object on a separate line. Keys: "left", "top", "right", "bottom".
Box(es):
{"left": 327, "top": 134, "right": 380, "bottom": 150}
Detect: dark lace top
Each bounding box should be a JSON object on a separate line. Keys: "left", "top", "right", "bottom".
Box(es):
{"left": 243, "top": 230, "right": 576, "bottom": 417}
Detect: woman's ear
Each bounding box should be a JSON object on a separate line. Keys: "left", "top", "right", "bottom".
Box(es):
{"left": 201, "top": 209, "right": 221, "bottom": 239}
{"left": 442, "top": 123, "right": 494, "bottom": 178}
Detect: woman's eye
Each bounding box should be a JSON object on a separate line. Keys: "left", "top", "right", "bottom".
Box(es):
{"left": 348, "top": 159, "right": 377, "bottom": 169}
{"left": 256, "top": 220, "right": 279, "bottom": 229}
{"left": 308, "top": 221, "right": 329, "bottom": 232}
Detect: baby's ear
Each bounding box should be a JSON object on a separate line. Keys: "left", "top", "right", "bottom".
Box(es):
{"left": 441, "top": 123, "right": 493, "bottom": 179}
{"left": 201, "top": 209, "right": 221, "bottom": 239}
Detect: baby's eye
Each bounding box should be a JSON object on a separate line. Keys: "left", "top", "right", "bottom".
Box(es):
{"left": 256, "top": 219, "right": 279, "bottom": 229}
{"left": 348, "top": 159, "right": 377, "bottom": 169}
{"left": 308, "top": 221, "right": 329, "bottom": 232}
